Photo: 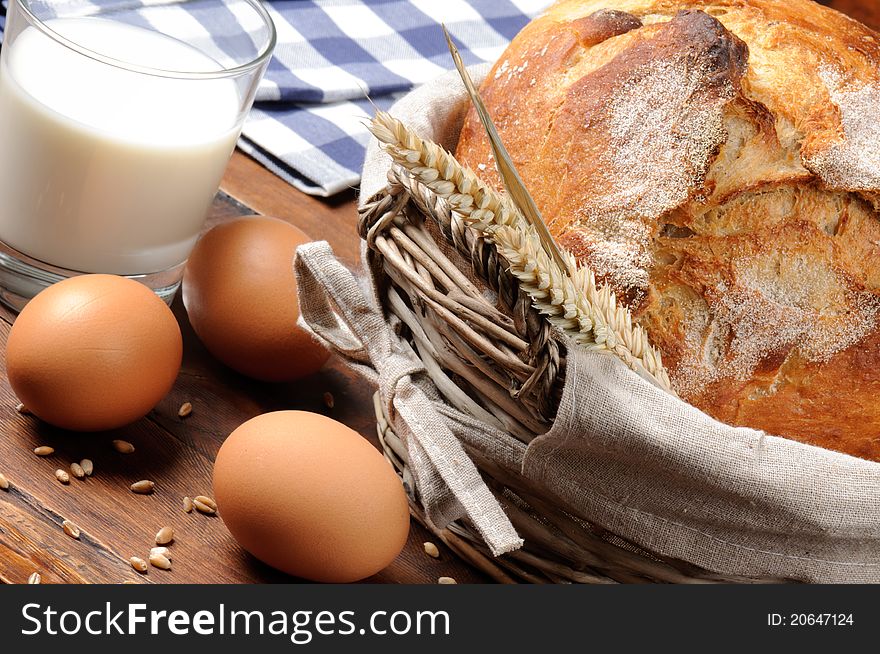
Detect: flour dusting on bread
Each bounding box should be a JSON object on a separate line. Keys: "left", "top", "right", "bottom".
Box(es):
{"left": 807, "top": 67, "right": 880, "bottom": 191}
{"left": 554, "top": 10, "right": 748, "bottom": 304}
{"left": 673, "top": 251, "right": 880, "bottom": 397}
{"left": 578, "top": 54, "right": 736, "bottom": 298}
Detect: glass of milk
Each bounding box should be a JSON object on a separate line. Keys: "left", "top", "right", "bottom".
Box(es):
{"left": 0, "top": 0, "right": 276, "bottom": 309}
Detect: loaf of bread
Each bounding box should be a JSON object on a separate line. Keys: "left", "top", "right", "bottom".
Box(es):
{"left": 456, "top": 0, "right": 880, "bottom": 461}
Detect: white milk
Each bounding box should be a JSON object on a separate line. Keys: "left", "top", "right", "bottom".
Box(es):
{"left": 0, "top": 17, "right": 241, "bottom": 274}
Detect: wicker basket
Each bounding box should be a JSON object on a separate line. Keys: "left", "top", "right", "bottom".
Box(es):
{"left": 357, "top": 164, "right": 786, "bottom": 584}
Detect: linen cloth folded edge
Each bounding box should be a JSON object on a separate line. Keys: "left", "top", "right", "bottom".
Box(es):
{"left": 294, "top": 239, "right": 523, "bottom": 557}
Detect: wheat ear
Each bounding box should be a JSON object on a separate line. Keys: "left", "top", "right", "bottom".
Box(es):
{"left": 368, "top": 111, "right": 673, "bottom": 393}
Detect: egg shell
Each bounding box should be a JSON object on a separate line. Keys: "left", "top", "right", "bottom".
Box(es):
{"left": 6, "top": 274, "right": 182, "bottom": 431}
{"left": 182, "top": 216, "right": 329, "bottom": 382}
{"left": 213, "top": 411, "right": 410, "bottom": 582}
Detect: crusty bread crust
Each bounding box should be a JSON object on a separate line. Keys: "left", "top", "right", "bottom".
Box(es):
{"left": 456, "top": 0, "right": 880, "bottom": 461}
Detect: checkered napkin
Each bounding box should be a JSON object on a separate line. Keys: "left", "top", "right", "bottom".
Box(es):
{"left": 0, "top": 0, "right": 548, "bottom": 196}
{"left": 246, "top": 0, "right": 549, "bottom": 196}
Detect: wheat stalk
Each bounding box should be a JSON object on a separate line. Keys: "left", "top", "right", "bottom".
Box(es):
{"left": 368, "top": 111, "right": 521, "bottom": 232}
{"left": 368, "top": 111, "right": 673, "bottom": 393}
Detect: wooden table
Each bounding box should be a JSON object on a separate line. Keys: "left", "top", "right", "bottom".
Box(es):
{"left": 0, "top": 151, "right": 488, "bottom": 585}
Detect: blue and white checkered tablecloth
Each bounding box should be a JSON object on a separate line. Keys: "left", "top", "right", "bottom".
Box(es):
{"left": 0, "top": 0, "right": 549, "bottom": 196}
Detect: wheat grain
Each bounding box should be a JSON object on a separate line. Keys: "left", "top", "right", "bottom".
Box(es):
{"left": 438, "top": 576, "right": 457, "bottom": 584}
{"left": 34, "top": 446, "right": 54, "bottom": 456}
{"left": 149, "top": 553, "right": 171, "bottom": 570}
{"left": 16, "top": 403, "right": 32, "bottom": 415}
{"left": 0, "top": 473, "right": 9, "bottom": 490}
{"left": 130, "top": 480, "right": 155, "bottom": 494}
{"left": 423, "top": 542, "right": 440, "bottom": 559}
{"left": 369, "top": 112, "right": 673, "bottom": 392}
{"left": 28, "top": 572, "right": 41, "bottom": 584}
{"left": 80, "top": 459, "right": 94, "bottom": 476}
{"left": 150, "top": 547, "right": 171, "bottom": 561}
{"left": 130, "top": 557, "right": 148, "bottom": 573}
{"left": 112, "top": 440, "right": 135, "bottom": 454}
{"left": 192, "top": 499, "right": 215, "bottom": 515}
{"left": 62, "top": 520, "right": 80, "bottom": 539}
{"left": 155, "top": 526, "right": 174, "bottom": 545}
{"left": 55, "top": 469, "right": 70, "bottom": 484}
{"left": 70, "top": 462, "right": 85, "bottom": 479}
{"left": 112, "top": 439, "right": 135, "bottom": 454}
{"left": 178, "top": 402, "right": 192, "bottom": 418}
{"left": 193, "top": 495, "right": 216, "bottom": 510}
{"left": 182, "top": 496, "right": 193, "bottom": 513}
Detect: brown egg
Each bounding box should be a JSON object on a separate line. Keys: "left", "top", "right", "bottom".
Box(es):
{"left": 6, "top": 274, "right": 182, "bottom": 431}
{"left": 213, "top": 411, "right": 410, "bottom": 582}
{"left": 182, "top": 216, "right": 329, "bottom": 382}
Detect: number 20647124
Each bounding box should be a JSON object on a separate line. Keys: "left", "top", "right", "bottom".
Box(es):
{"left": 768, "top": 614, "right": 854, "bottom": 627}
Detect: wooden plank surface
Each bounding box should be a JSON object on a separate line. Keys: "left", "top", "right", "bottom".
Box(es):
{"left": 0, "top": 151, "right": 487, "bottom": 585}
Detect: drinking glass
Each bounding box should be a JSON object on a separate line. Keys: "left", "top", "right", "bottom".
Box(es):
{"left": 0, "top": 0, "right": 276, "bottom": 309}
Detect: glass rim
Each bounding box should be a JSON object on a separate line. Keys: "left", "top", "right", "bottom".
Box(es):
{"left": 14, "top": 0, "right": 277, "bottom": 80}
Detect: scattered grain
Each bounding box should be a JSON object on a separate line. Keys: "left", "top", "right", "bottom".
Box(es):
{"left": 178, "top": 402, "right": 192, "bottom": 418}
{"left": 423, "top": 542, "right": 440, "bottom": 559}
{"left": 112, "top": 439, "right": 135, "bottom": 454}
{"left": 130, "top": 480, "right": 155, "bottom": 494}
{"left": 34, "top": 446, "right": 54, "bottom": 456}
{"left": 149, "top": 553, "right": 172, "bottom": 570}
{"left": 62, "top": 520, "right": 80, "bottom": 539}
{"left": 155, "top": 526, "right": 174, "bottom": 545}
{"left": 16, "top": 403, "right": 32, "bottom": 415}
{"left": 70, "top": 462, "right": 85, "bottom": 479}
{"left": 438, "top": 576, "right": 457, "bottom": 584}
{"left": 193, "top": 495, "right": 216, "bottom": 510}
{"left": 192, "top": 498, "right": 216, "bottom": 515}
{"left": 0, "top": 473, "right": 9, "bottom": 490}
{"left": 80, "top": 459, "right": 94, "bottom": 477}
{"left": 55, "top": 469, "right": 70, "bottom": 484}
{"left": 130, "top": 557, "right": 148, "bottom": 573}
{"left": 183, "top": 496, "right": 193, "bottom": 513}
{"left": 322, "top": 392, "right": 335, "bottom": 409}
{"left": 28, "top": 572, "right": 41, "bottom": 585}
{"left": 150, "top": 547, "right": 171, "bottom": 561}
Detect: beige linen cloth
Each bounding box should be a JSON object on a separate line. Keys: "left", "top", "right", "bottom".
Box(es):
{"left": 296, "top": 65, "right": 880, "bottom": 583}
